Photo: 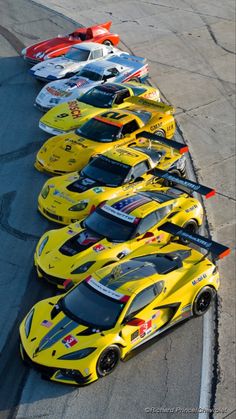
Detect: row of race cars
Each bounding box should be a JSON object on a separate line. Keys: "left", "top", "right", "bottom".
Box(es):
{"left": 19, "top": 22, "right": 230, "bottom": 386}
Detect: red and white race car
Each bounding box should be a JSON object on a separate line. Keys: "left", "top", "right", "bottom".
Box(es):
{"left": 21, "top": 21, "right": 120, "bottom": 65}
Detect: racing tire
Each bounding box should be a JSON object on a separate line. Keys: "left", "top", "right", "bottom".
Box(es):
{"left": 179, "top": 219, "right": 198, "bottom": 244}
{"left": 103, "top": 40, "right": 113, "bottom": 46}
{"left": 129, "top": 77, "right": 140, "bottom": 83}
{"left": 65, "top": 72, "right": 75, "bottom": 78}
{"left": 154, "top": 129, "right": 166, "bottom": 137}
{"left": 162, "top": 169, "right": 182, "bottom": 186}
{"left": 193, "top": 286, "right": 216, "bottom": 316}
{"left": 96, "top": 345, "right": 121, "bottom": 377}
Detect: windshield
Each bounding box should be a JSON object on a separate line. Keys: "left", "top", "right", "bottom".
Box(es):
{"left": 62, "top": 281, "right": 125, "bottom": 329}
{"left": 79, "top": 86, "right": 115, "bottom": 108}
{"left": 76, "top": 118, "right": 121, "bottom": 143}
{"left": 81, "top": 155, "right": 131, "bottom": 186}
{"left": 65, "top": 48, "right": 90, "bottom": 62}
{"left": 85, "top": 207, "right": 137, "bottom": 242}
{"left": 78, "top": 69, "right": 102, "bottom": 81}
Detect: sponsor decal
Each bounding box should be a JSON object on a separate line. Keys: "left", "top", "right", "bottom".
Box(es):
{"left": 62, "top": 334, "right": 78, "bottom": 348}
{"left": 185, "top": 204, "right": 198, "bottom": 213}
{"left": 93, "top": 187, "right": 104, "bottom": 194}
{"left": 46, "top": 86, "right": 70, "bottom": 97}
{"left": 41, "top": 320, "right": 53, "bottom": 328}
{"left": 68, "top": 100, "right": 81, "bottom": 119}
{"left": 181, "top": 304, "right": 192, "bottom": 312}
{"left": 131, "top": 330, "right": 139, "bottom": 342}
{"left": 102, "top": 204, "right": 137, "bottom": 223}
{"left": 93, "top": 243, "right": 106, "bottom": 253}
{"left": 86, "top": 276, "right": 129, "bottom": 301}
{"left": 140, "top": 320, "right": 152, "bottom": 338}
{"left": 192, "top": 273, "right": 207, "bottom": 285}
{"left": 53, "top": 189, "right": 76, "bottom": 204}
{"left": 81, "top": 178, "right": 95, "bottom": 186}
{"left": 67, "top": 229, "right": 76, "bottom": 235}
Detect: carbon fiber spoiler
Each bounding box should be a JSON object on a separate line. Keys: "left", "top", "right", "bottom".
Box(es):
{"left": 136, "top": 131, "right": 188, "bottom": 154}
{"left": 160, "top": 222, "right": 230, "bottom": 260}
{"left": 153, "top": 169, "right": 215, "bottom": 198}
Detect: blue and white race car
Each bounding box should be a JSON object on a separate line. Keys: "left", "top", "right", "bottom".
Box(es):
{"left": 35, "top": 54, "right": 149, "bottom": 111}
{"left": 29, "top": 42, "right": 127, "bottom": 83}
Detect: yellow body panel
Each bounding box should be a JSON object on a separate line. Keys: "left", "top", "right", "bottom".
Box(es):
{"left": 20, "top": 240, "right": 220, "bottom": 385}
{"left": 39, "top": 82, "right": 160, "bottom": 133}
{"left": 35, "top": 99, "right": 176, "bottom": 175}
{"left": 35, "top": 187, "right": 204, "bottom": 287}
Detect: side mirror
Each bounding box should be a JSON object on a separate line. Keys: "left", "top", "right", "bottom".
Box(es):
{"left": 137, "top": 231, "right": 154, "bottom": 241}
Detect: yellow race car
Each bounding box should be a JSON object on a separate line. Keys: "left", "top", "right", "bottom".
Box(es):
{"left": 35, "top": 99, "right": 176, "bottom": 175}
{"left": 20, "top": 222, "right": 230, "bottom": 386}
{"left": 34, "top": 171, "right": 215, "bottom": 288}
{"left": 38, "top": 134, "right": 188, "bottom": 225}
{"left": 39, "top": 82, "right": 161, "bottom": 136}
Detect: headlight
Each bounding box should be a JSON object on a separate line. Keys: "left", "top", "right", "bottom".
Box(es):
{"left": 71, "top": 261, "right": 95, "bottom": 274}
{"left": 21, "top": 47, "right": 27, "bottom": 56}
{"left": 50, "top": 98, "right": 60, "bottom": 104}
{"left": 24, "top": 309, "right": 34, "bottom": 338}
{"left": 55, "top": 65, "right": 63, "bottom": 69}
{"left": 38, "top": 236, "right": 49, "bottom": 256}
{"left": 69, "top": 201, "right": 89, "bottom": 211}
{"left": 58, "top": 347, "right": 96, "bottom": 360}
{"left": 41, "top": 185, "right": 50, "bottom": 199}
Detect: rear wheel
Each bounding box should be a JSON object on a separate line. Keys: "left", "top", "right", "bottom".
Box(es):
{"left": 97, "top": 345, "right": 120, "bottom": 377}
{"left": 103, "top": 40, "right": 113, "bottom": 46}
{"left": 179, "top": 220, "right": 198, "bottom": 244}
{"left": 193, "top": 286, "right": 216, "bottom": 316}
{"left": 154, "top": 129, "right": 166, "bottom": 137}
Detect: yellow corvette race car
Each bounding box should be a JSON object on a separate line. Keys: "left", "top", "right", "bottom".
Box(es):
{"left": 20, "top": 222, "right": 230, "bottom": 386}
{"left": 34, "top": 171, "right": 215, "bottom": 288}
{"left": 38, "top": 134, "right": 188, "bottom": 225}
{"left": 39, "top": 82, "right": 160, "bottom": 136}
{"left": 35, "top": 99, "right": 176, "bottom": 175}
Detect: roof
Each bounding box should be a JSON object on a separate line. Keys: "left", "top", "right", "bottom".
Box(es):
{"left": 72, "top": 42, "right": 107, "bottom": 51}
{"left": 101, "top": 191, "right": 175, "bottom": 219}
{"left": 83, "top": 60, "right": 125, "bottom": 72}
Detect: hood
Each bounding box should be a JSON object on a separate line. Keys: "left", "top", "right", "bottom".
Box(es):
{"left": 37, "top": 135, "right": 105, "bottom": 173}
{"left": 25, "top": 300, "right": 105, "bottom": 361}
{"left": 27, "top": 37, "right": 74, "bottom": 59}
{"left": 40, "top": 100, "right": 99, "bottom": 131}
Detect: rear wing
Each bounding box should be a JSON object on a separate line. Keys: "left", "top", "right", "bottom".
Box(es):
{"left": 160, "top": 222, "right": 230, "bottom": 260}
{"left": 108, "top": 53, "right": 147, "bottom": 66}
{"left": 153, "top": 169, "right": 215, "bottom": 198}
{"left": 136, "top": 131, "right": 188, "bottom": 154}
{"left": 125, "top": 97, "right": 175, "bottom": 114}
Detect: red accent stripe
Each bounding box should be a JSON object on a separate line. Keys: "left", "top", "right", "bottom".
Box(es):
{"left": 85, "top": 275, "right": 92, "bottom": 282}
{"left": 218, "top": 248, "right": 230, "bottom": 259}
{"left": 205, "top": 189, "right": 216, "bottom": 199}
{"left": 94, "top": 115, "right": 123, "bottom": 127}
{"left": 120, "top": 295, "right": 130, "bottom": 303}
{"left": 180, "top": 146, "right": 189, "bottom": 154}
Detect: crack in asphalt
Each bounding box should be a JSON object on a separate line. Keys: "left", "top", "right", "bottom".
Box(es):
{"left": 0, "top": 191, "right": 40, "bottom": 241}
{"left": 203, "top": 19, "right": 235, "bottom": 55}
{"left": 160, "top": 336, "right": 172, "bottom": 407}
{"left": 0, "top": 141, "right": 44, "bottom": 164}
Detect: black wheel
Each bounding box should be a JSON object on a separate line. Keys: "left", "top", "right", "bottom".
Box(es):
{"left": 162, "top": 169, "right": 182, "bottom": 186}
{"left": 65, "top": 72, "right": 75, "bottom": 78}
{"left": 179, "top": 220, "right": 198, "bottom": 244}
{"left": 97, "top": 345, "right": 120, "bottom": 377}
{"left": 154, "top": 129, "right": 166, "bottom": 137}
{"left": 103, "top": 40, "right": 113, "bottom": 46}
{"left": 129, "top": 77, "right": 140, "bottom": 83}
{"left": 193, "top": 286, "right": 216, "bottom": 316}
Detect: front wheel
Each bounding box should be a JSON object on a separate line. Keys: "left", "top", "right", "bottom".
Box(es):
{"left": 96, "top": 345, "right": 120, "bottom": 377}
{"left": 193, "top": 286, "right": 216, "bottom": 316}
